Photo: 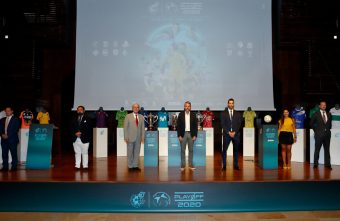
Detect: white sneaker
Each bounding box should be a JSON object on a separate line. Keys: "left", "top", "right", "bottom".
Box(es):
{"left": 189, "top": 167, "right": 196, "bottom": 170}
{"left": 180, "top": 167, "right": 185, "bottom": 171}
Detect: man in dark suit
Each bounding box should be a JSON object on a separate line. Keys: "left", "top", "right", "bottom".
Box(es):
{"left": 310, "top": 101, "right": 332, "bottom": 170}
{"left": 220, "top": 98, "right": 242, "bottom": 171}
{"left": 0, "top": 107, "right": 20, "bottom": 171}
{"left": 177, "top": 101, "right": 198, "bottom": 171}
{"left": 71, "top": 105, "right": 92, "bottom": 170}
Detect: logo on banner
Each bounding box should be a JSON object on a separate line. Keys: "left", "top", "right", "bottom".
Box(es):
{"left": 174, "top": 192, "right": 204, "bottom": 208}
{"left": 130, "top": 192, "right": 146, "bottom": 208}
{"left": 153, "top": 192, "right": 171, "bottom": 208}
{"left": 34, "top": 127, "right": 48, "bottom": 141}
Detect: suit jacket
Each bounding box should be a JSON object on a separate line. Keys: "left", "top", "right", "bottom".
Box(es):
{"left": 0, "top": 116, "right": 20, "bottom": 144}
{"left": 72, "top": 114, "right": 92, "bottom": 143}
{"left": 221, "top": 109, "right": 242, "bottom": 135}
{"left": 177, "top": 111, "right": 198, "bottom": 138}
{"left": 310, "top": 111, "right": 332, "bottom": 136}
{"left": 124, "top": 113, "right": 145, "bottom": 142}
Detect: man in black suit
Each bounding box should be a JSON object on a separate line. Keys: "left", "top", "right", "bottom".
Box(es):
{"left": 310, "top": 101, "right": 332, "bottom": 170}
{"left": 220, "top": 98, "right": 242, "bottom": 171}
{"left": 177, "top": 101, "right": 198, "bottom": 171}
{"left": 71, "top": 105, "right": 92, "bottom": 170}
{"left": 0, "top": 107, "right": 20, "bottom": 171}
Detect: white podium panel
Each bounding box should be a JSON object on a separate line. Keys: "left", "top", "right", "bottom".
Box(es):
{"left": 291, "top": 129, "right": 306, "bottom": 162}
{"left": 0, "top": 138, "right": 12, "bottom": 164}
{"left": 310, "top": 129, "right": 324, "bottom": 164}
{"left": 158, "top": 128, "right": 168, "bottom": 156}
{"left": 18, "top": 128, "right": 29, "bottom": 163}
{"left": 93, "top": 128, "right": 108, "bottom": 158}
{"left": 243, "top": 128, "right": 255, "bottom": 158}
{"left": 203, "top": 128, "right": 214, "bottom": 156}
{"left": 116, "top": 128, "right": 144, "bottom": 157}
{"left": 330, "top": 129, "right": 340, "bottom": 165}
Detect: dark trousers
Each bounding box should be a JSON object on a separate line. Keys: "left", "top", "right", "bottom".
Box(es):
{"left": 314, "top": 132, "right": 331, "bottom": 166}
{"left": 222, "top": 133, "right": 239, "bottom": 167}
{"left": 1, "top": 140, "right": 18, "bottom": 169}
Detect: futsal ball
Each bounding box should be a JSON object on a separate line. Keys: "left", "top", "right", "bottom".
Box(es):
{"left": 264, "top": 115, "right": 272, "bottom": 123}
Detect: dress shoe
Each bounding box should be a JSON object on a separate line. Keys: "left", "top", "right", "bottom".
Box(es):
{"left": 221, "top": 167, "right": 226, "bottom": 171}
{"left": 133, "top": 167, "right": 141, "bottom": 171}
{"left": 0, "top": 168, "right": 9, "bottom": 172}
{"left": 313, "top": 165, "right": 318, "bottom": 169}
{"left": 11, "top": 167, "right": 17, "bottom": 171}
{"left": 234, "top": 166, "right": 240, "bottom": 170}
{"left": 180, "top": 167, "right": 185, "bottom": 172}
{"left": 325, "top": 165, "right": 332, "bottom": 170}
{"left": 189, "top": 166, "right": 196, "bottom": 170}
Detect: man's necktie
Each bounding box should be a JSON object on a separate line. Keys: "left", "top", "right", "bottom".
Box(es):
{"left": 135, "top": 114, "right": 139, "bottom": 126}
{"left": 322, "top": 111, "right": 327, "bottom": 123}
{"left": 5, "top": 117, "right": 9, "bottom": 135}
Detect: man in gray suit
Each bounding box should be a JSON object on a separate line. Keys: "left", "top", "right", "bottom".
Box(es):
{"left": 124, "top": 103, "right": 145, "bottom": 171}
{"left": 310, "top": 100, "right": 332, "bottom": 170}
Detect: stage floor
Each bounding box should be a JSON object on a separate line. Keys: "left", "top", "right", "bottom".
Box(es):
{"left": 0, "top": 154, "right": 338, "bottom": 183}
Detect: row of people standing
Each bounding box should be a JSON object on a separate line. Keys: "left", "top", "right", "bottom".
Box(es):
{"left": 278, "top": 101, "right": 333, "bottom": 170}
{"left": 0, "top": 107, "right": 50, "bottom": 172}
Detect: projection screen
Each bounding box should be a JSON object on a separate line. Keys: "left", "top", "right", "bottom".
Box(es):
{"left": 75, "top": 0, "right": 274, "bottom": 110}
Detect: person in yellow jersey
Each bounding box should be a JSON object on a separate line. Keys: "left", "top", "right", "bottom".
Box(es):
{"left": 278, "top": 109, "right": 297, "bottom": 169}
{"left": 37, "top": 108, "right": 50, "bottom": 124}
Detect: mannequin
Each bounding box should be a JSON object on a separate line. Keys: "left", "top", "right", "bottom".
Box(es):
{"left": 116, "top": 107, "right": 128, "bottom": 128}
{"left": 157, "top": 107, "right": 168, "bottom": 128}
{"left": 202, "top": 107, "right": 214, "bottom": 128}
{"left": 37, "top": 107, "right": 50, "bottom": 124}
{"left": 330, "top": 103, "right": 340, "bottom": 129}
{"left": 243, "top": 107, "right": 256, "bottom": 128}
{"left": 291, "top": 104, "right": 306, "bottom": 129}
{"left": 309, "top": 104, "right": 319, "bottom": 119}
{"left": 139, "top": 107, "right": 149, "bottom": 128}
{"left": 95, "top": 107, "right": 108, "bottom": 128}
{"left": 19, "top": 108, "right": 34, "bottom": 128}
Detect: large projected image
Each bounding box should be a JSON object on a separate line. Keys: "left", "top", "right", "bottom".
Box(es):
{"left": 75, "top": 0, "right": 274, "bottom": 110}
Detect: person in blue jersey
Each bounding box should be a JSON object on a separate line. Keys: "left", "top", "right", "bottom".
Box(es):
{"left": 291, "top": 104, "right": 306, "bottom": 129}
{"left": 157, "top": 107, "right": 169, "bottom": 128}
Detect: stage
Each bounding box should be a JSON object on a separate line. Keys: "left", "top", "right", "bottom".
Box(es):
{"left": 1, "top": 154, "right": 340, "bottom": 212}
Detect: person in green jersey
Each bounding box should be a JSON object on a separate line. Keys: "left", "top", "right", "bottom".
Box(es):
{"left": 116, "top": 107, "right": 128, "bottom": 128}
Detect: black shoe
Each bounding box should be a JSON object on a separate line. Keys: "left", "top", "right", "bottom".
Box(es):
{"left": 128, "top": 167, "right": 134, "bottom": 171}
{"left": 313, "top": 165, "right": 318, "bottom": 169}
{"left": 11, "top": 167, "right": 17, "bottom": 171}
{"left": 0, "top": 168, "right": 9, "bottom": 172}
{"left": 133, "top": 167, "right": 141, "bottom": 171}
{"left": 221, "top": 166, "right": 226, "bottom": 171}
{"left": 325, "top": 165, "right": 332, "bottom": 170}
{"left": 234, "top": 166, "right": 240, "bottom": 170}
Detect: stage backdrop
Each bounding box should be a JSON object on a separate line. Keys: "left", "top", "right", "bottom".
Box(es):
{"left": 75, "top": 0, "right": 274, "bottom": 111}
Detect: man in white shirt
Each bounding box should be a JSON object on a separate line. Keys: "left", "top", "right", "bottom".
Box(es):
{"left": 177, "top": 101, "right": 198, "bottom": 171}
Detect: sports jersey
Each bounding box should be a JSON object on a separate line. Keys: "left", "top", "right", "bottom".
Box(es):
{"left": 243, "top": 110, "right": 256, "bottom": 128}
{"left": 291, "top": 107, "right": 306, "bottom": 129}
{"left": 158, "top": 111, "right": 169, "bottom": 128}
{"left": 139, "top": 109, "right": 148, "bottom": 127}
{"left": 37, "top": 112, "right": 50, "bottom": 124}
{"left": 330, "top": 107, "right": 340, "bottom": 129}
{"left": 95, "top": 111, "right": 107, "bottom": 128}
{"left": 116, "top": 110, "right": 127, "bottom": 128}
{"left": 202, "top": 110, "right": 214, "bottom": 128}
{"left": 309, "top": 106, "right": 319, "bottom": 119}
{"left": 0, "top": 110, "right": 5, "bottom": 120}
{"left": 20, "top": 111, "right": 34, "bottom": 128}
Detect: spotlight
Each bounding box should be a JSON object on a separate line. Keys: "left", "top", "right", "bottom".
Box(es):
{"left": 4, "top": 35, "right": 9, "bottom": 39}
{"left": 334, "top": 35, "right": 338, "bottom": 40}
